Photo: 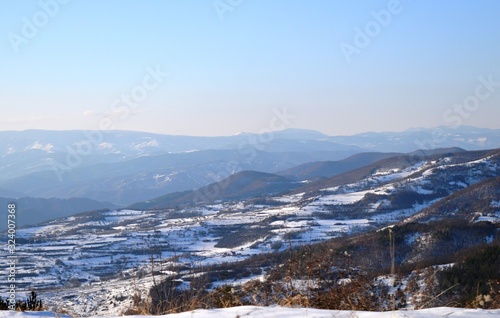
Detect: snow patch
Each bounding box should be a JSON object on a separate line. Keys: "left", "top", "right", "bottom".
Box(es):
{"left": 26, "top": 141, "right": 54, "bottom": 153}
{"left": 99, "top": 142, "right": 114, "bottom": 149}
{"left": 133, "top": 139, "right": 159, "bottom": 149}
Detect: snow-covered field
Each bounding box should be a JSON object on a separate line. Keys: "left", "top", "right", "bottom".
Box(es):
{"left": 2, "top": 306, "right": 500, "bottom": 318}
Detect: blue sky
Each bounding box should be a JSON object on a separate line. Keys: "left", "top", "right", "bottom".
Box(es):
{"left": 1, "top": 0, "right": 499, "bottom": 136}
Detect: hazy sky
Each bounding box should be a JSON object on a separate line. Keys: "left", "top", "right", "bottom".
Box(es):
{"left": 1, "top": 0, "right": 499, "bottom": 136}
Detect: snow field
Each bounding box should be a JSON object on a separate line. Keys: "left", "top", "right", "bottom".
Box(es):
{"left": 2, "top": 306, "right": 499, "bottom": 318}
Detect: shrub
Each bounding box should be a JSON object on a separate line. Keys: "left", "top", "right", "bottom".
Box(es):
{"left": 0, "top": 291, "right": 44, "bottom": 311}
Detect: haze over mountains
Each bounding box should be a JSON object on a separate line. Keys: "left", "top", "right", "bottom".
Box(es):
{"left": 0, "top": 126, "right": 499, "bottom": 230}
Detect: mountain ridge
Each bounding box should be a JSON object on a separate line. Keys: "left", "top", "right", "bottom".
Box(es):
{"left": 128, "top": 170, "right": 300, "bottom": 210}
{"left": 2, "top": 146, "right": 499, "bottom": 314}
{"left": 0, "top": 196, "right": 115, "bottom": 230}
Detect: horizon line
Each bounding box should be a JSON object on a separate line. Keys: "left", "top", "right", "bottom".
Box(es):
{"left": 0, "top": 125, "right": 498, "bottom": 138}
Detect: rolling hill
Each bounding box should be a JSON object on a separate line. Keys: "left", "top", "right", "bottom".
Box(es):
{"left": 129, "top": 170, "right": 301, "bottom": 209}
{"left": 277, "top": 151, "right": 402, "bottom": 180}
{"left": 0, "top": 196, "right": 114, "bottom": 230}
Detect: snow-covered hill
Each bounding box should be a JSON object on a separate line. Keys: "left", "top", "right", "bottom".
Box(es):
{"left": 1, "top": 126, "right": 499, "bottom": 206}
{"left": 1, "top": 148, "right": 498, "bottom": 315}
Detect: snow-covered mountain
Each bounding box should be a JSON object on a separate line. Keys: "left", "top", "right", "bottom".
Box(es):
{"left": 1, "top": 148, "right": 498, "bottom": 316}
{"left": 0, "top": 129, "right": 362, "bottom": 205}
{"left": 1, "top": 127, "right": 498, "bottom": 207}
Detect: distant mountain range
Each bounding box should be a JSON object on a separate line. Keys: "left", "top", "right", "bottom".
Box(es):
{"left": 1, "top": 126, "right": 498, "bottom": 157}
{"left": 0, "top": 126, "right": 498, "bottom": 224}
{"left": 327, "top": 126, "right": 500, "bottom": 152}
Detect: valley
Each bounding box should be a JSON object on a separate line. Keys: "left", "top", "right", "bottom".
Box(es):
{"left": 1, "top": 142, "right": 499, "bottom": 316}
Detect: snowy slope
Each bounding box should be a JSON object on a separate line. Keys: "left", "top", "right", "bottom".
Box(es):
{"left": 137, "top": 306, "right": 500, "bottom": 318}
{"left": 1, "top": 149, "right": 499, "bottom": 316}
